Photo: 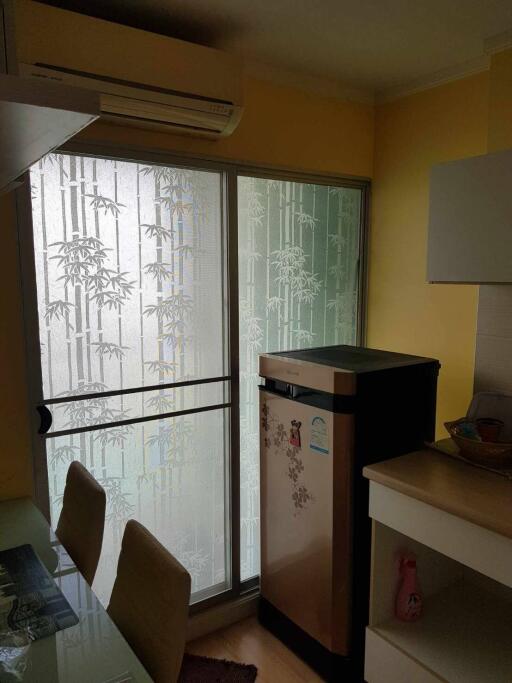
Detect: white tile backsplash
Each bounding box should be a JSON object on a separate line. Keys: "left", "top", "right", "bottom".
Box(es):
{"left": 475, "top": 285, "right": 512, "bottom": 395}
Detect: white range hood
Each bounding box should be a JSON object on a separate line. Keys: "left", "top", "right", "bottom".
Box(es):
{"left": 0, "top": 73, "right": 99, "bottom": 194}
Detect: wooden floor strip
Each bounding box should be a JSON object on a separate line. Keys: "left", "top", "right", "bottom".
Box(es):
{"left": 186, "top": 616, "right": 324, "bottom": 682}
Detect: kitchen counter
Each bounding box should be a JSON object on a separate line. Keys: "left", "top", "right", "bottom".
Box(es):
{"left": 363, "top": 447, "right": 512, "bottom": 683}
{"left": 363, "top": 447, "right": 512, "bottom": 540}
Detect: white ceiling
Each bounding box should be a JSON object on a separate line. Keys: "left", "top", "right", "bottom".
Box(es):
{"left": 40, "top": 0, "right": 512, "bottom": 97}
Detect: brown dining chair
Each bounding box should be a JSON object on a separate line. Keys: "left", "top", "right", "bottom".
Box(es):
{"left": 55, "top": 461, "right": 106, "bottom": 585}
{"left": 107, "top": 519, "right": 191, "bottom": 683}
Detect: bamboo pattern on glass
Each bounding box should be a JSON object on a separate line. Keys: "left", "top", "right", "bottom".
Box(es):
{"left": 30, "top": 153, "right": 227, "bottom": 605}
{"left": 238, "top": 176, "right": 362, "bottom": 580}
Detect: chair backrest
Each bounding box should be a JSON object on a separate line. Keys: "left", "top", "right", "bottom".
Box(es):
{"left": 107, "top": 519, "right": 191, "bottom": 683}
{"left": 55, "top": 461, "right": 106, "bottom": 585}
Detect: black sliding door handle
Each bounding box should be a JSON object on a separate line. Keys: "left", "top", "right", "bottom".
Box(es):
{"left": 37, "top": 405, "right": 53, "bottom": 435}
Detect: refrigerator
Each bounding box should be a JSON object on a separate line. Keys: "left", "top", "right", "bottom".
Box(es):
{"left": 258, "top": 345, "right": 440, "bottom": 681}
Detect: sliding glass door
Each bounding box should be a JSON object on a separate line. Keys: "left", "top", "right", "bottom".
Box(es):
{"left": 238, "top": 176, "right": 364, "bottom": 580}
{"left": 21, "top": 148, "right": 367, "bottom": 609}
{"left": 28, "top": 153, "right": 230, "bottom": 605}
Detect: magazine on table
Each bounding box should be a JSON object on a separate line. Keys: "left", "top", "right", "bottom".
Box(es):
{"left": 0, "top": 544, "right": 78, "bottom": 640}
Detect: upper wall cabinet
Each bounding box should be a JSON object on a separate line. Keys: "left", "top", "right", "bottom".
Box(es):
{"left": 427, "top": 148, "right": 512, "bottom": 283}
{"left": 0, "top": 74, "right": 99, "bottom": 194}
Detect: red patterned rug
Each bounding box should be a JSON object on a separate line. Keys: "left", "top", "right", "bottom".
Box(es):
{"left": 179, "top": 654, "right": 258, "bottom": 682}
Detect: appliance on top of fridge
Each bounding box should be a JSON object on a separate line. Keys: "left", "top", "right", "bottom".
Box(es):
{"left": 258, "top": 345, "right": 440, "bottom": 681}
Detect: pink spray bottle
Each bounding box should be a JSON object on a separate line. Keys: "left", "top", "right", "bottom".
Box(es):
{"left": 395, "top": 554, "right": 423, "bottom": 622}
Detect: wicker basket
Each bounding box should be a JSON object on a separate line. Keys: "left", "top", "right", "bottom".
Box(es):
{"left": 445, "top": 419, "right": 512, "bottom": 469}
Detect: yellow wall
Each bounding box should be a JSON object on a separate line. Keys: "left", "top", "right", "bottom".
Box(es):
{"left": 79, "top": 77, "right": 375, "bottom": 179}
{"left": 367, "top": 73, "right": 489, "bottom": 436}
{"left": 0, "top": 193, "right": 34, "bottom": 499}
{"left": 488, "top": 49, "right": 512, "bottom": 152}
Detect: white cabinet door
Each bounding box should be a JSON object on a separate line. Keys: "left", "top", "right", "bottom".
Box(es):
{"left": 427, "top": 148, "right": 512, "bottom": 283}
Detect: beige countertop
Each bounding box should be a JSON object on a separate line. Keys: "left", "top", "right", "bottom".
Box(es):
{"left": 363, "top": 448, "right": 512, "bottom": 540}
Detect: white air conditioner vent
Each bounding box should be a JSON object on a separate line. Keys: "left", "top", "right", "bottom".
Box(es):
{"left": 19, "top": 62, "right": 243, "bottom": 137}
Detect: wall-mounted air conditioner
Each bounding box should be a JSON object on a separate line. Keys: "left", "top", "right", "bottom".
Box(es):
{"left": 8, "top": 0, "right": 244, "bottom": 138}
{"left": 18, "top": 62, "right": 243, "bottom": 138}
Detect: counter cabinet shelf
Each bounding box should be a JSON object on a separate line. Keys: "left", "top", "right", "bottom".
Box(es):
{"left": 364, "top": 449, "right": 512, "bottom": 683}
{"left": 368, "top": 580, "right": 512, "bottom": 683}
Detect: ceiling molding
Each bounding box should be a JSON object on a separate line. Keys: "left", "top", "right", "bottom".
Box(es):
{"left": 376, "top": 54, "right": 490, "bottom": 104}
{"left": 244, "top": 60, "right": 375, "bottom": 105}
{"left": 484, "top": 28, "right": 512, "bottom": 55}
{"left": 247, "top": 46, "right": 498, "bottom": 108}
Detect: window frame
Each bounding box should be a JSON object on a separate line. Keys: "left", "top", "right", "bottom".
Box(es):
{"left": 15, "top": 139, "right": 370, "bottom": 612}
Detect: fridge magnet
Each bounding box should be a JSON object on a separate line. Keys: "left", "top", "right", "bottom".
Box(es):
{"left": 310, "top": 416, "right": 329, "bottom": 454}
{"left": 289, "top": 420, "right": 302, "bottom": 448}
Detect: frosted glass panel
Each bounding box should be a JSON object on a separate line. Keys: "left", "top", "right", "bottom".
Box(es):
{"left": 30, "top": 153, "right": 229, "bottom": 604}
{"left": 47, "top": 410, "right": 229, "bottom": 605}
{"left": 30, "top": 153, "right": 225, "bottom": 400}
{"left": 238, "top": 176, "right": 362, "bottom": 580}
